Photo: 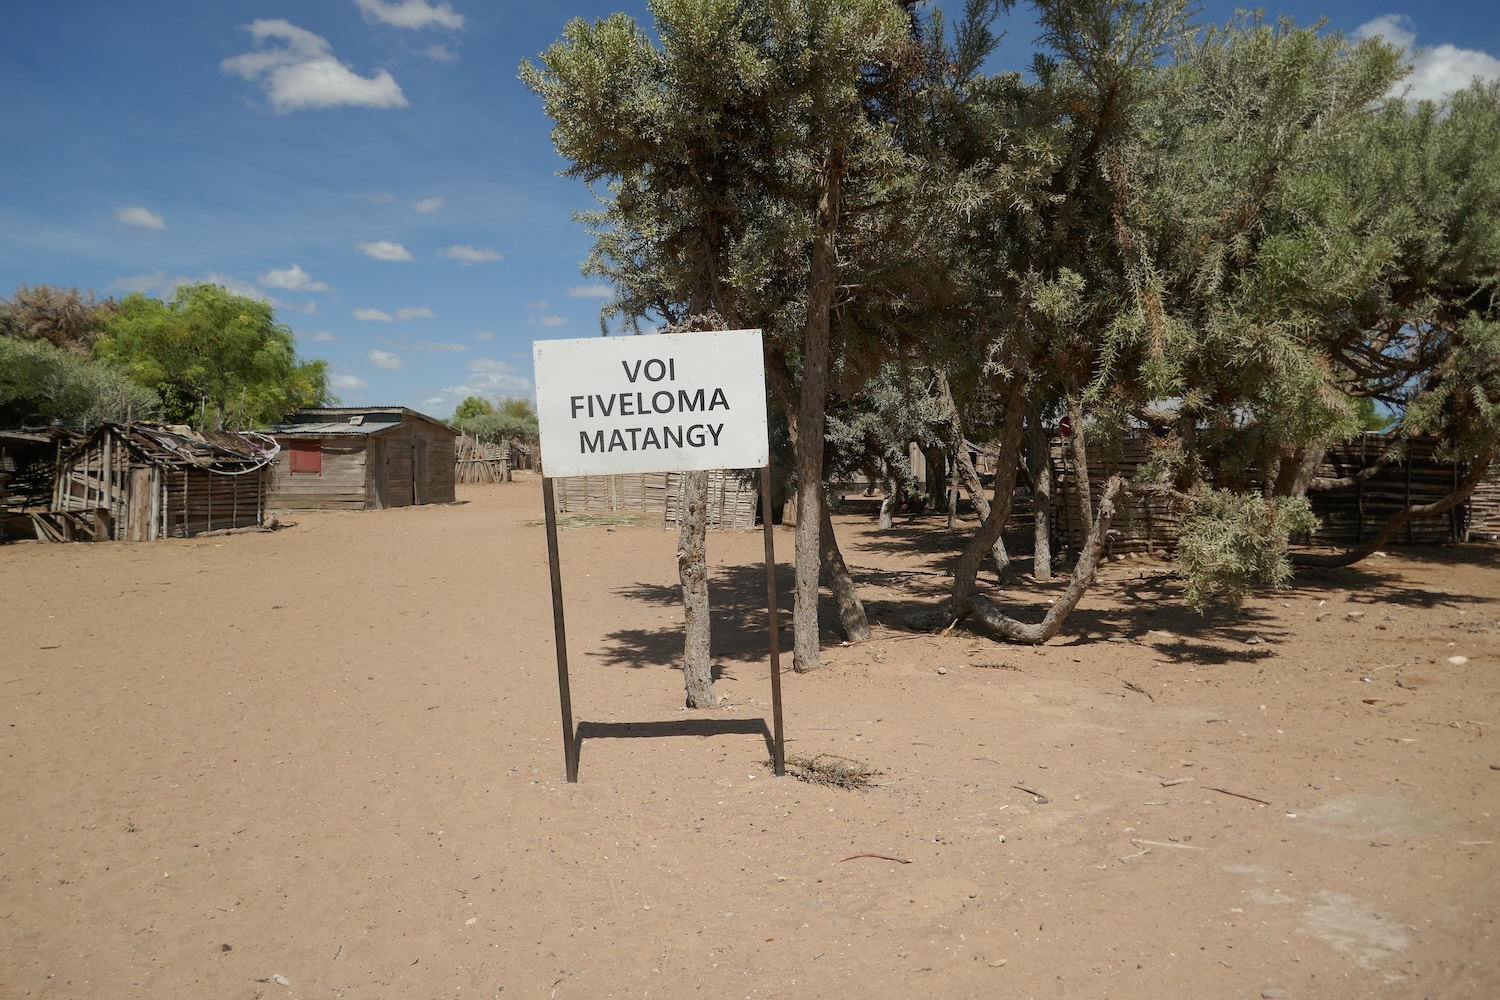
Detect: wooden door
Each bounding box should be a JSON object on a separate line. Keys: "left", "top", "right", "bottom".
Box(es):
{"left": 371, "top": 440, "right": 389, "bottom": 509}
{"left": 412, "top": 438, "right": 428, "bottom": 505}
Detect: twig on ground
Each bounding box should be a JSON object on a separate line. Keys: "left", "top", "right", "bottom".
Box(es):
{"left": 1131, "top": 838, "right": 1204, "bottom": 850}
{"left": 840, "top": 853, "right": 912, "bottom": 864}
{"left": 1012, "top": 783, "right": 1049, "bottom": 804}
{"left": 1206, "top": 786, "right": 1270, "bottom": 806}
{"left": 1123, "top": 680, "right": 1154, "bottom": 702}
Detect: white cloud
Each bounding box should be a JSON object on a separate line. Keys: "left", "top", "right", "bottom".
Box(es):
{"left": 115, "top": 205, "right": 165, "bottom": 230}
{"left": 420, "top": 44, "right": 458, "bottom": 63}
{"left": 222, "top": 19, "right": 407, "bottom": 113}
{"left": 371, "top": 191, "right": 396, "bottom": 204}
{"left": 203, "top": 273, "right": 271, "bottom": 301}
{"left": 538, "top": 315, "right": 567, "bottom": 327}
{"left": 458, "top": 358, "right": 532, "bottom": 396}
{"left": 1354, "top": 14, "right": 1416, "bottom": 50}
{"left": 413, "top": 197, "right": 445, "bottom": 213}
{"left": 258, "top": 263, "right": 330, "bottom": 292}
{"left": 109, "top": 270, "right": 168, "bottom": 293}
{"left": 472, "top": 330, "right": 495, "bottom": 341}
{"left": 1355, "top": 15, "right": 1500, "bottom": 102}
{"left": 308, "top": 331, "right": 340, "bottom": 343}
{"left": 276, "top": 299, "right": 321, "bottom": 316}
{"left": 439, "top": 244, "right": 502, "bottom": 265}
{"left": 568, "top": 283, "right": 613, "bottom": 299}
{"left": 395, "top": 306, "right": 434, "bottom": 320}
{"left": 369, "top": 349, "right": 403, "bottom": 370}
{"left": 355, "top": 240, "right": 413, "bottom": 261}
{"left": 423, "top": 396, "right": 447, "bottom": 408}
{"left": 354, "top": 0, "right": 465, "bottom": 30}
{"left": 331, "top": 373, "right": 369, "bottom": 390}
{"left": 412, "top": 341, "right": 470, "bottom": 352}
{"left": 524, "top": 299, "right": 548, "bottom": 310}
{"left": 354, "top": 308, "right": 394, "bottom": 321}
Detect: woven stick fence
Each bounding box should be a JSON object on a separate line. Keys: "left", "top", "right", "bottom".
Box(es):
{"left": 1046, "top": 430, "right": 1471, "bottom": 556}
{"left": 552, "top": 470, "right": 758, "bottom": 531}
{"left": 455, "top": 434, "right": 510, "bottom": 484}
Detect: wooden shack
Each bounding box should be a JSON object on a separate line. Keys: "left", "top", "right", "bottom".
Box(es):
{"left": 266, "top": 407, "right": 457, "bottom": 511}
{"left": 33, "top": 423, "right": 271, "bottom": 541}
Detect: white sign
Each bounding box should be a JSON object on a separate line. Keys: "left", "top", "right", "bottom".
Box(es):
{"left": 533, "top": 329, "right": 769, "bottom": 478}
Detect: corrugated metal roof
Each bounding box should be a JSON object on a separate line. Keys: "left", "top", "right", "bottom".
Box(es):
{"left": 270, "top": 421, "right": 392, "bottom": 435}
{"left": 277, "top": 406, "right": 457, "bottom": 436}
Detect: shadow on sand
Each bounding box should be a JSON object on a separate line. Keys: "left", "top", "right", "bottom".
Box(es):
{"left": 573, "top": 717, "right": 776, "bottom": 777}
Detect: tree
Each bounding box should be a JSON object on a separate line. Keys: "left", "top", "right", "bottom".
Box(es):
{"left": 524, "top": 0, "right": 913, "bottom": 683}
{"left": 96, "top": 283, "right": 331, "bottom": 430}
{"left": 0, "top": 284, "right": 117, "bottom": 355}
{"left": 453, "top": 395, "right": 540, "bottom": 443}
{"left": 452, "top": 395, "right": 495, "bottom": 424}
{"left": 0, "top": 336, "right": 161, "bottom": 428}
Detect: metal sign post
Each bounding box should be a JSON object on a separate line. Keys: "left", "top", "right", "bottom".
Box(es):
{"left": 541, "top": 476, "right": 578, "bottom": 782}
{"left": 533, "top": 329, "right": 784, "bottom": 782}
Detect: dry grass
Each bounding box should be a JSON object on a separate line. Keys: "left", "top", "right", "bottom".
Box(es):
{"left": 773, "top": 753, "right": 883, "bottom": 790}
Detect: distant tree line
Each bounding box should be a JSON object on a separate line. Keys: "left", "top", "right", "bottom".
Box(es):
{"left": 1, "top": 282, "right": 331, "bottom": 430}
{"left": 524, "top": 0, "right": 1500, "bottom": 689}
{"left": 450, "top": 394, "right": 540, "bottom": 443}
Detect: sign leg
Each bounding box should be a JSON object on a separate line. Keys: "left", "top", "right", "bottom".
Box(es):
{"left": 542, "top": 478, "right": 578, "bottom": 782}
{"left": 760, "top": 465, "right": 786, "bottom": 776}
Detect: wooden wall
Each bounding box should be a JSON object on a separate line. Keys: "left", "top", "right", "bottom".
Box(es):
{"left": 1045, "top": 430, "right": 1469, "bottom": 555}
{"left": 50, "top": 428, "right": 264, "bottom": 540}
{"left": 1306, "top": 434, "right": 1466, "bottom": 546}
{"left": 1472, "top": 462, "right": 1500, "bottom": 540}
{"left": 159, "top": 468, "right": 265, "bottom": 538}
{"left": 266, "top": 439, "right": 370, "bottom": 511}
{"left": 267, "top": 421, "right": 456, "bottom": 511}
{"left": 1050, "top": 433, "right": 1181, "bottom": 557}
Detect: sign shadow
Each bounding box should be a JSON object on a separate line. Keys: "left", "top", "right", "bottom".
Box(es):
{"left": 573, "top": 718, "right": 776, "bottom": 777}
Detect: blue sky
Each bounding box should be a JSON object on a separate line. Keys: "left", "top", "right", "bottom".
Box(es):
{"left": 2, "top": 1, "right": 1497, "bottom": 421}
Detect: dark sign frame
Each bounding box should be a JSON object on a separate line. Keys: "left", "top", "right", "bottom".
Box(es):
{"left": 541, "top": 466, "right": 786, "bottom": 782}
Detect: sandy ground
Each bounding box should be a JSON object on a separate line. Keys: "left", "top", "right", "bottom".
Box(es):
{"left": 2, "top": 476, "right": 1498, "bottom": 1000}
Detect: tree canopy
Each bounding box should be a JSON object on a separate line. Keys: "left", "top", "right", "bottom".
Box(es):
{"left": 527, "top": 0, "right": 1500, "bottom": 647}
{"left": 95, "top": 283, "right": 331, "bottom": 430}
{"left": 452, "top": 395, "right": 540, "bottom": 443}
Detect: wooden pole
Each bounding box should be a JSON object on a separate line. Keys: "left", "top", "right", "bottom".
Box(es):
{"left": 760, "top": 465, "right": 786, "bottom": 776}
{"left": 542, "top": 477, "right": 578, "bottom": 782}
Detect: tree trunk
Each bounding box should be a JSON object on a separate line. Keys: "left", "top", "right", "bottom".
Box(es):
{"left": 1028, "top": 402, "right": 1053, "bottom": 580}
{"left": 677, "top": 469, "right": 716, "bottom": 707}
{"left": 951, "top": 379, "right": 1029, "bottom": 605}
{"left": 1290, "top": 449, "right": 1493, "bottom": 569}
{"left": 765, "top": 344, "right": 870, "bottom": 651}
{"left": 820, "top": 488, "right": 871, "bottom": 641}
{"left": 961, "top": 476, "right": 1125, "bottom": 643}
{"left": 1065, "top": 393, "right": 1092, "bottom": 532}
{"left": 667, "top": 313, "right": 721, "bottom": 708}
{"left": 924, "top": 444, "right": 946, "bottom": 512}
{"left": 936, "top": 367, "right": 1009, "bottom": 578}
{"left": 1273, "top": 444, "right": 1327, "bottom": 498}
{"left": 792, "top": 152, "right": 845, "bottom": 673}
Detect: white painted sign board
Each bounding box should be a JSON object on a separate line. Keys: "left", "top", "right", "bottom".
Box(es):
{"left": 533, "top": 329, "right": 769, "bottom": 478}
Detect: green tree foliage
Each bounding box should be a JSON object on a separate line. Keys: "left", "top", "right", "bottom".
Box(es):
{"left": 524, "top": 0, "right": 917, "bottom": 671}
{"left": 451, "top": 395, "right": 496, "bottom": 424}
{"left": 454, "top": 396, "right": 539, "bottom": 443}
{"left": 0, "top": 336, "right": 162, "bottom": 427}
{"left": 1176, "top": 491, "right": 1316, "bottom": 610}
{"left": 96, "top": 283, "right": 331, "bottom": 430}
{"left": 522, "top": 0, "right": 1500, "bottom": 640}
